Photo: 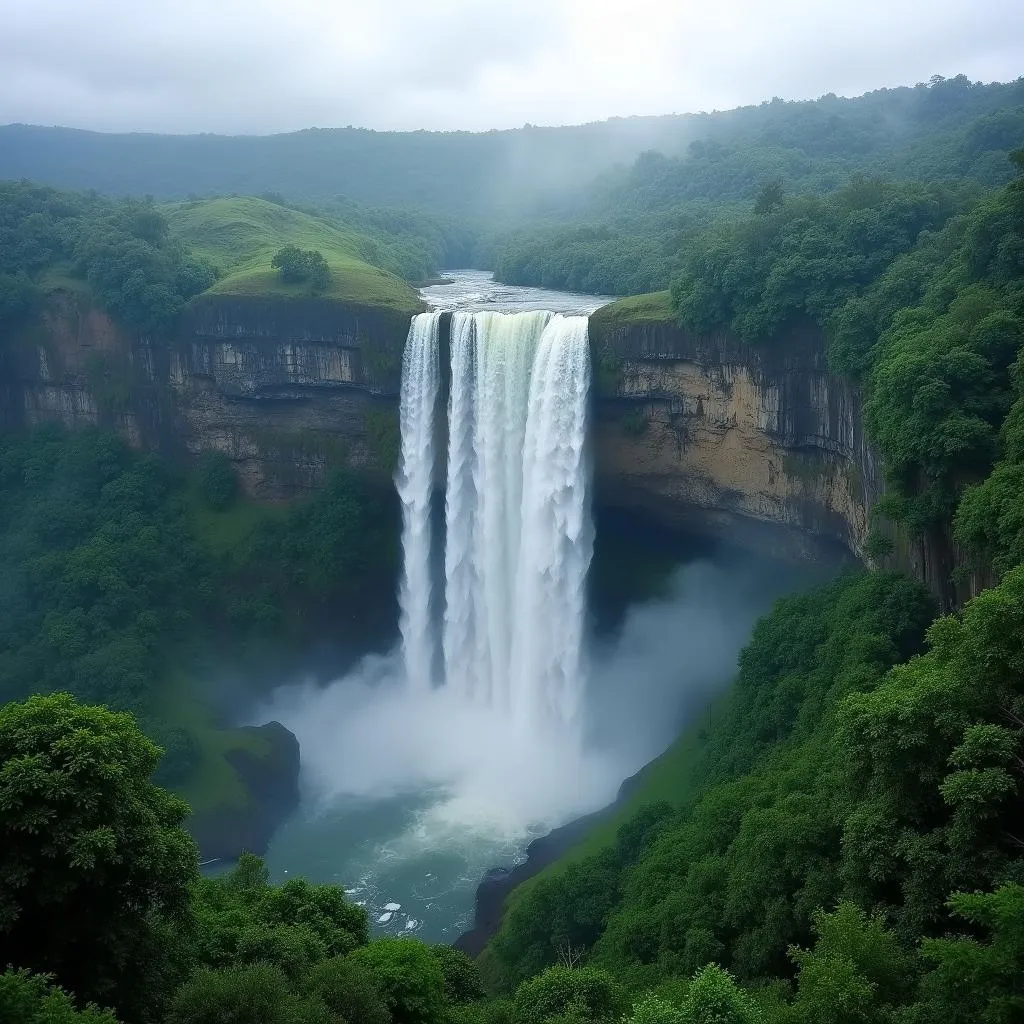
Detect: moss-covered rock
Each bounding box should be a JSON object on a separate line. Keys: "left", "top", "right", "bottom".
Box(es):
{"left": 188, "top": 721, "right": 300, "bottom": 862}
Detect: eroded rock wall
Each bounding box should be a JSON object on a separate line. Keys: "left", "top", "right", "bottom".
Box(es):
{"left": 2, "top": 291, "right": 960, "bottom": 601}
{"left": 590, "top": 315, "right": 964, "bottom": 607}
{"left": 2, "top": 290, "right": 410, "bottom": 495}
{"left": 590, "top": 317, "right": 878, "bottom": 561}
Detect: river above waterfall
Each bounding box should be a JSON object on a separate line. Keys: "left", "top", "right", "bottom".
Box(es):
{"left": 420, "top": 269, "right": 614, "bottom": 314}
{"left": 259, "top": 276, "right": 821, "bottom": 944}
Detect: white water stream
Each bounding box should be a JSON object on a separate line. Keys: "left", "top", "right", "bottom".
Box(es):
{"left": 400, "top": 308, "right": 593, "bottom": 731}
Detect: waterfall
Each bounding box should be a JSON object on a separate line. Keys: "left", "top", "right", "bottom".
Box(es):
{"left": 397, "top": 309, "right": 593, "bottom": 730}
{"left": 511, "top": 315, "right": 593, "bottom": 727}
{"left": 397, "top": 311, "right": 441, "bottom": 691}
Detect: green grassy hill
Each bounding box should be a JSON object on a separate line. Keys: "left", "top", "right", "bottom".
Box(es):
{"left": 164, "top": 196, "right": 423, "bottom": 312}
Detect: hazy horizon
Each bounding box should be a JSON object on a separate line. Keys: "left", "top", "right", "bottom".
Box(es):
{"left": 1, "top": 0, "right": 1021, "bottom": 135}
{"left": 2, "top": 68, "right": 1021, "bottom": 140}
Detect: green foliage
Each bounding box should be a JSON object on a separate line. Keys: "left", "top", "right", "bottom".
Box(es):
{"left": 838, "top": 564, "right": 1024, "bottom": 937}
{"left": 0, "top": 428, "right": 211, "bottom": 712}
{"left": 431, "top": 946, "right": 484, "bottom": 1004}
{"left": 0, "top": 693, "right": 197, "bottom": 1020}
{"left": 303, "top": 956, "right": 391, "bottom": 1024}
{"left": 915, "top": 884, "right": 1024, "bottom": 1024}
{"left": 783, "top": 903, "right": 913, "bottom": 1024}
{"left": 166, "top": 963, "right": 331, "bottom": 1024}
{"left": 0, "top": 970, "right": 119, "bottom": 1024}
{"left": 511, "top": 966, "right": 626, "bottom": 1024}
{"left": 187, "top": 854, "right": 369, "bottom": 985}
{"left": 365, "top": 406, "right": 403, "bottom": 473}
{"left": 271, "top": 245, "right": 331, "bottom": 292}
{"left": 679, "top": 965, "right": 762, "bottom": 1024}
{"left": 348, "top": 938, "right": 448, "bottom": 1024}
{"left": 624, "top": 994, "right": 686, "bottom": 1024}
{"left": 754, "top": 181, "right": 786, "bottom": 217}
{"left": 0, "top": 180, "right": 216, "bottom": 335}
{"left": 671, "top": 179, "right": 969, "bottom": 341}
{"left": 198, "top": 451, "right": 239, "bottom": 511}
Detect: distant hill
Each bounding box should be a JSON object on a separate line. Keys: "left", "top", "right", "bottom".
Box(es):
{"left": 3, "top": 76, "right": 1021, "bottom": 221}
{"left": 164, "top": 196, "right": 421, "bottom": 311}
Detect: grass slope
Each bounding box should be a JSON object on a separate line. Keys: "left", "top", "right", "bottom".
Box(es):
{"left": 164, "top": 196, "right": 423, "bottom": 312}
{"left": 589, "top": 291, "right": 674, "bottom": 330}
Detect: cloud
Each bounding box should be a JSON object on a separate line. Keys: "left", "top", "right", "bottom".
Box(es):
{"left": 0, "top": 0, "right": 1021, "bottom": 133}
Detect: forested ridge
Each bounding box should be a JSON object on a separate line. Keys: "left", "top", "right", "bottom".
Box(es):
{"left": 492, "top": 75, "right": 1024, "bottom": 295}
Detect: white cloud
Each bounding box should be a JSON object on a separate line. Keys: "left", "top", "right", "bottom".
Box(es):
{"left": 0, "top": 0, "right": 1021, "bottom": 133}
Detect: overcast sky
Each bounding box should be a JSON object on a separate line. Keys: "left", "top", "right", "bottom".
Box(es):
{"left": 1, "top": 0, "right": 1021, "bottom": 135}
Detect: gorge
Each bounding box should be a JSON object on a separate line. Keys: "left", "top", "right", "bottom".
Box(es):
{"left": 243, "top": 280, "right": 835, "bottom": 943}
{"left": 0, "top": 271, "right": 911, "bottom": 905}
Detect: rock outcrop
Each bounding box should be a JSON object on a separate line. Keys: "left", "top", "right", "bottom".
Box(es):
{"left": 589, "top": 313, "right": 878, "bottom": 563}
{"left": 588, "top": 308, "right": 961, "bottom": 608}
{"left": 4, "top": 290, "right": 412, "bottom": 495}
{"left": 189, "top": 721, "right": 302, "bottom": 862}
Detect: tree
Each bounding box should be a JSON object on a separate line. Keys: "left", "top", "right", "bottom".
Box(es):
{"left": 0, "top": 693, "right": 198, "bottom": 1019}
{"left": 431, "top": 945, "right": 484, "bottom": 1003}
{"left": 303, "top": 956, "right": 390, "bottom": 1024}
{"left": 165, "top": 964, "right": 331, "bottom": 1024}
{"left": 784, "top": 903, "right": 913, "bottom": 1024}
{"left": 511, "top": 966, "right": 625, "bottom": 1024}
{"left": 679, "top": 965, "right": 762, "bottom": 1024}
{"left": 914, "top": 884, "right": 1024, "bottom": 1024}
{"left": 754, "top": 180, "right": 785, "bottom": 216}
{"left": 198, "top": 451, "right": 239, "bottom": 511}
{"left": 347, "top": 939, "right": 447, "bottom": 1024}
{"left": 0, "top": 970, "right": 119, "bottom": 1024}
{"left": 624, "top": 995, "right": 686, "bottom": 1024}
{"left": 270, "top": 246, "right": 331, "bottom": 292}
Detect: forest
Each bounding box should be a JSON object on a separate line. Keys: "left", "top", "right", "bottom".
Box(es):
{"left": 2, "top": 71, "right": 1024, "bottom": 1024}
{"left": 491, "top": 76, "right": 1024, "bottom": 295}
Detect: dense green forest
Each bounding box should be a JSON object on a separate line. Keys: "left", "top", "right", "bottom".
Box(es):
{"left": 0, "top": 427, "right": 398, "bottom": 788}
{"left": 492, "top": 76, "right": 1024, "bottom": 295}
{"left": 3, "top": 77, "right": 1021, "bottom": 227}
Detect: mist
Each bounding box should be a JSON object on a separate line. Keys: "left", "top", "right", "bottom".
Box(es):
{"left": 257, "top": 548, "right": 809, "bottom": 843}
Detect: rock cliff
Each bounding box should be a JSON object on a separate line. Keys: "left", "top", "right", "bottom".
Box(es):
{"left": 588, "top": 304, "right": 960, "bottom": 607}
{"left": 4, "top": 289, "right": 413, "bottom": 495}
{"left": 2, "top": 287, "right": 958, "bottom": 603}
{"left": 589, "top": 312, "right": 878, "bottom": 563}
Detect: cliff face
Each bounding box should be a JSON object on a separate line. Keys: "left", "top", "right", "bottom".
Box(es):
{"left": 4, "top": 290, "right": 410, "bottom": 495}
{"left": 589, "top": 314, "right": 959, "bottom": 607}
{"left": 3, "top": 290, "right": 958, "bottom": 601}
{"left": 589, "top": 316, "right": 878, "bottom": 561}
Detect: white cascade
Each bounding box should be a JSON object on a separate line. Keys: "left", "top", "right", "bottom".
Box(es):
{"left": 399, "top": 308, "right": 593, "bottom": 731}
{"left": 396, "top": 311, "right": 441, "bottom": 691}
{"left": 510, "top": 314, "right": 593, "bottom": 727}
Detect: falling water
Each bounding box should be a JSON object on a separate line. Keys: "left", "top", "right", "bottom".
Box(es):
{"left": 399, "top": 308, "right": 593, "bottom": 730}
{"left": 511, "top": 315, "right": 593, "bottom": 727}
{"left": 397, "top": 311, "right": 441, "bottom": 691}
